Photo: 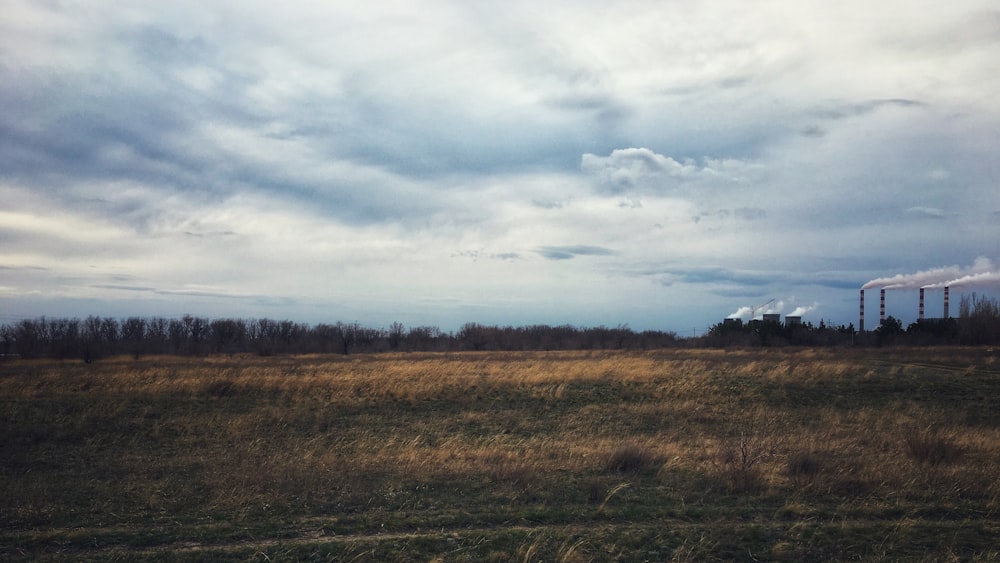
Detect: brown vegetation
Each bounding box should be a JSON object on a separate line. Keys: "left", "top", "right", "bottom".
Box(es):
{"left": 2, "top": 348, "right": 999, "bottom": 560}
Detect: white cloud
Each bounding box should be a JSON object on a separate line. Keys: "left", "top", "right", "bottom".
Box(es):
{"left": 581, "top": 148, "right": 764, "bottom": 197}
{"left": 905, "top": 206, "right": 947, "bottom": 219}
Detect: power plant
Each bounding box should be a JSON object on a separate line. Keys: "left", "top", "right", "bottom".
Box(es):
{"left": 857, "top": 259, "right": 1000, "bottom": 331}
{"left": 860, "top": 286, "right": 951, "bottom": 329}
{"left": 722, "top": 260, "right": 998, "bottom": 332}
{"left": 722, "top": 298, "right": 812, "bottom": 327}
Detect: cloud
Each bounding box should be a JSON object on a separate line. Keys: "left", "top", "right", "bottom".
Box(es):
{"left": 672, "top": 267, "right": 773, "bottom": 287}
{"left": 1, "top": 0, "right": 999, "bottom": 333}
{"left": 581, "top": 148, "right": 695, "bottom": 193}
{"left": 800, "top": 125, "right": 826, "bottom": 138}
{"left": 537, "top": 245, "right": 617, "bottom": 261}
{"left": 905, "top": 206, "right": 947, "bottom": 219}
{"left": 815, "top": 98, "right": 924, "bottom": 120}
{"left": 733, "top": 207, "right": 767, "bottom": 221}
{"left": 580, "top": 148, "right": 763, "bottom": 196}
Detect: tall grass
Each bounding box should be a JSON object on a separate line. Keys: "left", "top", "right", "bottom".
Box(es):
{"left": 2, "top": 348, "right": 999, "bottom": 560}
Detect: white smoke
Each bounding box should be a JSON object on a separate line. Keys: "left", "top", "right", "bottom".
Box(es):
{"left": 862, "top": 257, "right": 996, "bottom": 290}
{"left": 726, "top": 306, "right": 753, "bottom": 320}
{"left": 923, "top": 270, "right": 1000, "bottom": 289}
{"left": 726, "top": 300, "right": 784, "bottom": 320}
{"left": 862, "top": 265, "right": 964, "bottom": 290}
{"left": 788, "top": 305, "right": 816, "bottom": 317}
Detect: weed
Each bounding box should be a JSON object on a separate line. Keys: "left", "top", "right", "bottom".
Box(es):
{"left": 597, "top": 482, "right": 631, "bottom": 512}
{"left": 715, "top": 406, "right": 777, "bottom": 491}
{"left": 902, "top": 425, "right": 964, "bottom": 466}
{"left": 786, "top": 451, "right": 822, "bottom": 487}
{"left": 604, "top": 443, "right": 659, "bottom": 474}
{"left": 203, "top": 378, "right": 237, "bottom": 397}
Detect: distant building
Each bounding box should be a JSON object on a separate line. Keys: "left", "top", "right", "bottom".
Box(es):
{"left": 785, "top": 316, "right": 802, "bottom": 326}
{"left": 762, "top": 313, "right": 781, "bottom": 323}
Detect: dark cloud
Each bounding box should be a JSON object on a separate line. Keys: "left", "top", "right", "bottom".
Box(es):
{"left": 694, "top": 207, "right": 766, "bottom": 223}
{"left": 733, "top": 207, "right": 767, "bottom": 221}
{"left": 532, "top": 199, "right": 563, "bottom": 209}
{"left": 184, "top": 231, "right": 238, "bottom": 238}
{"left": 816, "top": 98, "right": 924, "bottom": 120}
{"left": 0, "top": 265, "right": 49, "bottom": 271}
{"left": 800, "top": 125, "right": 826, "bottom": 138}
{"left": 91, "top": 283, "right": 293, "bottom": 305}
{"left": 638, "top": 265, "right": 861, "bottom": 292}
{"left": 91, "top": 284, "right": 158, "bottom": 293}
{"left": 674, "top": 267, "right": 773, "bottom": 286}
{"left": 545, "top": 92, "right": 633, "bottom": 125}
{"left": 905, "top": 206, "right": 947, "bottom": 219}
{"left": 537, "top": 245, "right": 617, "bottom": 260}
{"left": 453, "top": 250, "right": 522, "bottom": 262}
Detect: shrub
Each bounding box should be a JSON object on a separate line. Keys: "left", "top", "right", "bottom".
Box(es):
{"left": 605, "top": 443, "right": 658, "bottom": 474}
{"left": 716, "top": 407, "right": 777, "bottom": 491}
{"left": 785, "top": 451, "right": 822, "bottom": 487}
{"left": 204, "top": 379, "right": 237, "bottom": 398}
{"left": 902, "top": 426, "right": 963, "bottom": 466}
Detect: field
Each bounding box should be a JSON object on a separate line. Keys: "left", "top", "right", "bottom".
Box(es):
{"left": 2, "top": 348, "right": 999, "bottom": 561}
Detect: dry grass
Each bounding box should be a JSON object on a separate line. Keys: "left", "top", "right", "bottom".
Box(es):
{"left": 2, "top": 347, "right": 999, "bottom": 560}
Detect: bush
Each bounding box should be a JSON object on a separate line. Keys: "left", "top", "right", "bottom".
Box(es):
{"left": 716, "top": 407, "right": 777, "bottom": 491}
{"left": 902, "top": 426, "right": 963, "bottom": 466}
{"left": 204, "top": 379, "right": 238, "bottom": 398}
{"left": 785, "top": 451, "right": 822, "bottom": 487}
{"left": 605, "top": 443, "right": 658, "bottom": 474}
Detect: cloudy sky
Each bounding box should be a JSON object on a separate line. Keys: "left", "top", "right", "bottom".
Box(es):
{"left": 3, "top": 1, "right": 999, "bottom": 334}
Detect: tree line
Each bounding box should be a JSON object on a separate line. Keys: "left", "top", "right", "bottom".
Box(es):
{"left": 2, "top": 294, "right": 997, "bottom": 360}
{"left": 0, "top": 316, "right": 682, "bottom": 360}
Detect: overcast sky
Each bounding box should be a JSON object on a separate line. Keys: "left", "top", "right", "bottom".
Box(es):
{"left": 3, "top": 1, "right": 999, "bottom": 334}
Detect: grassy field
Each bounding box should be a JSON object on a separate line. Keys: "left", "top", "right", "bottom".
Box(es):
{"left": 2, "top": 348, "right": 999, "bottom": 561}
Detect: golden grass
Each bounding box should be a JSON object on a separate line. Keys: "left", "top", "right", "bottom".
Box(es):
{"left": 2, "top": 347, "right": 999, "bottom": 560}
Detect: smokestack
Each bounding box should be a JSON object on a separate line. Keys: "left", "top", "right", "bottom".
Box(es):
{"left": 944, "top": 286, "right": 950, "bottom": 318}
{"left": 859, "top": 289, "right": 865, "bottom": 332}
{"left": 880, "top": 288, "right": 886, "bottom": 325}
{"left": 919, "top": 288, "right": 925, "bottom": 320}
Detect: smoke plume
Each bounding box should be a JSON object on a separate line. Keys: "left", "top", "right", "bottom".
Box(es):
{"left": 788, "top": 305, "right": 816, "bottom": 317}
{"left": 726, "top": 300, "right": 784, "bottom": 320}
{"left": 862, "top": 257, "right": 996, "bottom": 290}
{"left": 922, "top": 270, "right": 1000, "bottom": 289}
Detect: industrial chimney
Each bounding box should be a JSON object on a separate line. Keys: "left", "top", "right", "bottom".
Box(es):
{"left": 880, "top": 288, "right": 886, "bottom": 325}
{"left": 944, "top": 286, "right": 950, "bottom": 318}
{"left": 859, "top": 289, "right": 865, "bottom": 332}
{"left": 919, "top": 287, "right": 925, "bottom": 320}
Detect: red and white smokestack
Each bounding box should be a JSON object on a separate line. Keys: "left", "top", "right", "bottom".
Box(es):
{"left": 944, "top": 286, "right": 950, "bottom": 318}
{"left": 859, "top": 289, "right": 865, "bottom": 332}
{"left": 919, "top": 288, "right": 925, "bottom": 320}
{"left": 880, "top": 288, "right": 886, "bottom": 325}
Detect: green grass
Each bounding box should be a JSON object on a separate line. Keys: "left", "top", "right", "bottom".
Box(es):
{"left": 1, "top": 348, "right": 999, "bottom": 561}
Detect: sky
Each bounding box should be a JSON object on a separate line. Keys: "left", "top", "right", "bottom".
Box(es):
{"left": 2, "top": 1, "right": 1000, "bottom": 335}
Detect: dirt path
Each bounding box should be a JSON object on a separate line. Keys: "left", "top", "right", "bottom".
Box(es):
{"left": 7, "top": 520, "right": 632, "bottom": 557}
